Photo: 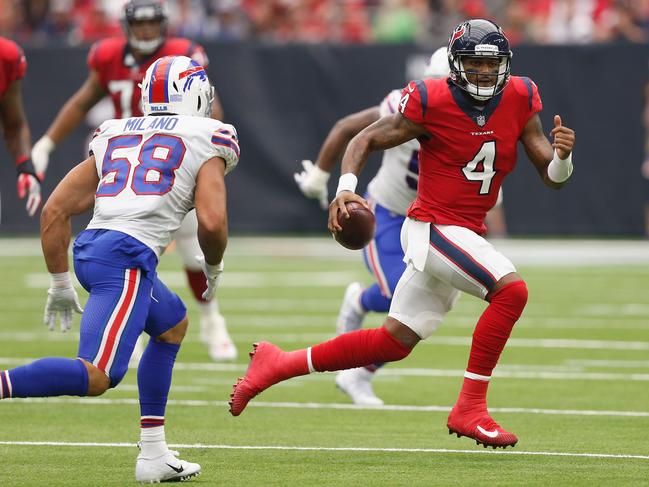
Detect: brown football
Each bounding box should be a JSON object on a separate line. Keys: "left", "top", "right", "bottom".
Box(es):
{"left": 334, "top": 201, "right": 376, "bottom": 250}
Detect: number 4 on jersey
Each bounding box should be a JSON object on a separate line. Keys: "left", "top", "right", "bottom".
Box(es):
{"left": 462, "top": 141, "right": 496, "bottom": 195}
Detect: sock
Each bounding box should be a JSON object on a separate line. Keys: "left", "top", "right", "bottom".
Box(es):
{"left": 455, "top": 375, "right": 490, "bottom": 411}
{"left": 138, "top": 340, "right": 180, "bottom": 419}
{"left": 185, "top": 268, "right": 208, "bottom": 303}
{"left": 467, "top": 280, "right": 528, "bottom": 377}
{"left": 1, "top": 358, "right": 88, "bottom": 399}
{"left": 360, "top": 283, "right": 391, "bottom": 313}
{"left": 198, "top": 299, "right": 219, "bottom": 319}
{"left": 139, "top": 425, "right": 168, "bottom": 459}
{"left": 310, "top": 327, "right": 411, "bottom": 372}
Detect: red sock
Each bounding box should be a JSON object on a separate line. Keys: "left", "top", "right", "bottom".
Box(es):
{"left": 467, "top": 280, "right": 528, "bottom": 377}
{"left": 310, "top": 327, "right": 411, "bottom": 372}
{"left": 456, "top": 376, "right": 489, "bottom": 411}
{"left": 185, "top": 268, "right": 208, "bottom": 302}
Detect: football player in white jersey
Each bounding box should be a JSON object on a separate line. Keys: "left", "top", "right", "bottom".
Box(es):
{"left": 0, "top": 56, "right": 239, "bottom": 483}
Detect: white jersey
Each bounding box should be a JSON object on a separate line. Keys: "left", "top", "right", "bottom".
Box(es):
{"left": 87, "top": 115, "right": 239, "bottom": 256}
{"left": 366, "top": 89, "right": 420, "bottom": 215}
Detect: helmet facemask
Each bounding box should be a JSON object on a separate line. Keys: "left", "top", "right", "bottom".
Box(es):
{"left": 452, "top": 51, "right": 511, "bottom": 101}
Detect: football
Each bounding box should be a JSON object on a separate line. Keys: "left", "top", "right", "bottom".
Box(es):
{"left": 334, "top": 201, "right": 375, "bottom": 250}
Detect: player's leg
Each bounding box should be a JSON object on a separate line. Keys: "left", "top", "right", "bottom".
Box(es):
{"left": 135, "top": 278, "right": 200, "bottom": 483}
{"left": 335, "top": 206, "right": 406, "bottom": 405}
{"left": 424, "top": 224, "right": 526, "bottom": 447}
{"left": 175, "top": 210, "right": 236, "bottom": 361}
{"left": 0, "top": 260, "right": 150, "bottom": 400}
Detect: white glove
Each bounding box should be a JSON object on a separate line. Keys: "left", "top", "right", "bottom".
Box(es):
{"left": 32, "top": 135, "right": 56, "bottom": 177}
{"left": 293, "top": 159, "right": 330, "bottom": 210}
{"left": 196, "top": 255, "right": 223, "bottom": 301}
{"left": 44, "top": 272, "right": 83, "bottom": 332}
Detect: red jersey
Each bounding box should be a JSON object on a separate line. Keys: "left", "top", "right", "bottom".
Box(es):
{"left": 399, "top": 76, "right": 542, "bottom": 235}
{"left": 87, "top": 37, "right": 209, "bottom": 118}
{"left": 0, "top": 37, "right": 27, "bottom": 99}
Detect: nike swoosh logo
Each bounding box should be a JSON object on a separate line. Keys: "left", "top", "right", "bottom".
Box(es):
{"left": 166, "top": 463, "right": 184, "bottom": 474}
{"left": 476, "top": 425, "right": 499, "bottom": 438}
{"left": 408, "top": 83, "right": 415, "bottom": 93}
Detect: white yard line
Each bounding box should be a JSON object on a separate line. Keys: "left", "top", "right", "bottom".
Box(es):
{"left": 5, "top": 397, "right": 649, "bottom": 418}
{"left": 5, "top": 237, "right": 649, "bottom": 264}
{"left": 2, "top": 356, "right": 649, "bottom": 381}
{"left": 0, "top": 440, "right": 646, "bottom": 461}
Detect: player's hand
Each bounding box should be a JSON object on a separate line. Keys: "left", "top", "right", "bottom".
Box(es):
{"left": 16, "top": 159, "right": 42, "bottom": 217}
{"left": 294, "top": 159, "right": 330, "bottom": 210}
{"left": 196, "top": 255, "right": 223, "bottom": 301}
{"left": 550, "top": 115, "right": 575, "bottom": 160}
{"left": 32, "top": 135, "right": 56, "bottom": 179}
{"left": 44, "top": 273, "right": 83, "bottom": 332}
{"left": 328, "top": 191, "right": 369, "bottom": 233}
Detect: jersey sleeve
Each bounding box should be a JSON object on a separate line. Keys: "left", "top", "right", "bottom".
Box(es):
{"left": 398, "top": 80, "right": 428, "bottom": 125}
{"left": 209, "top": 123, "right": 240, "bottom": 174}
{"left": 1, "top": 39, "right": 26, "bottom": 83}
{"left": 379, "top": 89, "right": 402, "bottom": 118}
{"left": 516, "top": 76, "right": 542, "bottom": 122}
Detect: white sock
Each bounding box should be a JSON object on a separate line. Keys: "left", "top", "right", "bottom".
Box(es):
{"left": 198, "top": 300, "right": 219, "bottom": 319}
{"left": 139, "top": 426, "right": 168, "bottom": 459}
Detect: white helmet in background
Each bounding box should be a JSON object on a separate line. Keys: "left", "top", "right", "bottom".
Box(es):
{"left": 140, "top": 55, "right": 214, "bottom": 117}
{"left": 423, "top": 47, "right": 450, "bottom": 79}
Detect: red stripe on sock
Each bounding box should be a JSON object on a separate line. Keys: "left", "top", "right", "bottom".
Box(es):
{"left": 467, "top": 280, "right": 528, "bottom": 377}
{"left": 311, "top": 326, "right": 411, "bottom": 372}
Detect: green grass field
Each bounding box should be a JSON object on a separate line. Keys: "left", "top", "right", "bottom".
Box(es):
{"left": 0, "top": 237, "right": 648, "bottom": 486}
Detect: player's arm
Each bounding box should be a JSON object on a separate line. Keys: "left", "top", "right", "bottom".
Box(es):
{"left": 40, "top": 156, "right": 96, "bottom": 330}
{"left": 32, "top": 70, "right": 106, "bottom": 175}
{"left": 328, "top": 113, "right": 426, "bottom": 232}
{"left": 41, "top": 156, "right": 98, "bottom": 274}
{"left": 0, "top": 79, "right": 42, "bottom": 216}
{"left": 194, "top": 156, "right": 228, "bottom": 300}
{"left": 295, "top": 107, "right": 380, "bottom": 209}
{"left": 520, "top": 113, "right": 575, "bottom": 190}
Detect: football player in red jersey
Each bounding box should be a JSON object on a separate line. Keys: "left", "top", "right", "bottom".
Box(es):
{"left": 229, "top": 19, "right": 575, "bottom": 449}
{"left": 0, "top": 37, "right": 41, "bottom": 217}
{"left": 31, "top": 0, "right": 235, "bottom": 363}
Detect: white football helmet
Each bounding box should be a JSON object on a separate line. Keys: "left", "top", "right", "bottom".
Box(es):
{"left": 140, "top": 55, "right": 214, "bottom": 117}
{"left": 423, "top": 47, "right": 450, "bottom": 79}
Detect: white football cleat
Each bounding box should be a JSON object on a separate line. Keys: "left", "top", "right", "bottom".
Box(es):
{"left": 335, "top": 367, "right": 384, "bottom": 406}
{"left": 135, "top": 449, "right": 201, "bottom": 483}
{"left": 336, "top": 282, "right": 366, "bottom": 335}
{"left": 129, "top": 335, "right": 146, "bottom": 368}
{"left": 200, "top": 312, "right": 237, "bottom": 361}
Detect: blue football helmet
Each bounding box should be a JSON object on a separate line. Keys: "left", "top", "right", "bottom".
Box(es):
{"left": 447, "top": 19, "right": 512, "bottom": 101}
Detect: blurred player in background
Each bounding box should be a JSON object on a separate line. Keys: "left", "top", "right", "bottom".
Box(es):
{"left": 642, "top": 79, "right": 649, "bottom": 238}
{"left": 295, "top": 47, "right": 505, "bottom": 406}
{"left": 0, "top": 37, "right": 41, "bottom": 219}
{"left": 232, "top": 19, "right": 575, "bottom": 450}
{"left": 30, "top": 0, "right": 235, "bottom": 362}
{"left": 0, "top": 55, "right": 239, "bottom": 482}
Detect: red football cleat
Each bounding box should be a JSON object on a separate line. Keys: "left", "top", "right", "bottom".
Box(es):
{"left": 447, "top": 406, "right": 518, "bottom": 449}
{"left": 229, "top": 342, "right": 295, "bottom": 416}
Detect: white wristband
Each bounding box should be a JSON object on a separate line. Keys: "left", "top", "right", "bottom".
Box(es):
{"left": 547, "top": 150, "right": 573, "bottom": 183}
{"left": 336, "top": 173, "right": 358, "bottom": 196}
{"left": 50, "top": 271, "right": 73, "bottom": 289}
{"left": 36, "top": 135, "right": 56, "bottom": 153}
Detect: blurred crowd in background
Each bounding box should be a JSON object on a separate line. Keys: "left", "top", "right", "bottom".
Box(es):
{"left": 1, "top": 0, "right": 648, "bottom": 47}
